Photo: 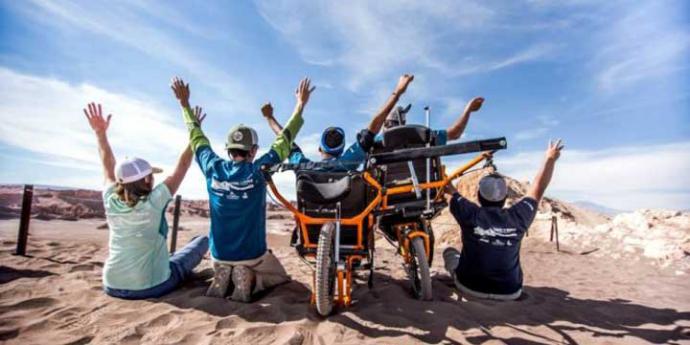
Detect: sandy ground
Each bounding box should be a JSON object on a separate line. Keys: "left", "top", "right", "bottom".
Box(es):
{"left": 1, "top": 216, "right": 689, "bottom": 345}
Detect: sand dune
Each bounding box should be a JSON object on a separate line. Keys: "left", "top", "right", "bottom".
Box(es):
{"left": 1, "top": 207, "right": 689, "bottom": 344}
{"left": 1, "top": 183, "right": 689, "bottom": 344}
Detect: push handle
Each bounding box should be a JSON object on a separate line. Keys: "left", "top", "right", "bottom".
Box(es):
{"left": 368, "top": 137, "right": 507, "bottom": 165}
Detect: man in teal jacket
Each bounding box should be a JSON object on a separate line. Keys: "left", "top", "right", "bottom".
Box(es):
{"left": 172, "top": 77, "right": 315, "bottom": 302}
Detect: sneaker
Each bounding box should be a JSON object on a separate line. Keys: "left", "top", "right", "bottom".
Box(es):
{"left": 206, "top": 264, "right": 232, "bottom": 298}
{"left": 443, "top": 248, "right": 461, "bottom": 277}
{"left": 230, "top": 266, "right": 255, "bottom": 303}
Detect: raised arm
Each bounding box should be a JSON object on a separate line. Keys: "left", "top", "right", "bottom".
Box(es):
{"left": 261, "top": 102, "right": 284, "bottom": 136}
{"left": 267, "top": 78, "right": 315, "bottom": 161}
{"left": 527, "top": 139, "right": 564, "bottom": 203}
{"left": 446, "top": 97, "right": 484, "bottom": 141}
{"left": 84, "top": 103, "right": 116, "bottom": 184}
{"left": 163, "top": 106, "right": 206, "bottom": 195}
{"left": 367, "top": 74, "right": 414, "bottom": 134}
{"left": 171, "top": 77, "right": 210, "bottom": 152}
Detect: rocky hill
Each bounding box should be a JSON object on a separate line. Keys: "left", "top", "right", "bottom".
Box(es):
{"left": 0, "top": 185, "right": 211, "bottom": 220}
{"left": 433, "top": 168, "right": 690, "bottom": 270}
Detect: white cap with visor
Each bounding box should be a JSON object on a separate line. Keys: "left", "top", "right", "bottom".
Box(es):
{"left": 115, "top": 157, "right": 163, "bottom": 184}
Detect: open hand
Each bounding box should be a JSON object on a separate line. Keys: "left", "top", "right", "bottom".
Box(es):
{"left": 546, "top": 139, "right": 564, "bottom": 161}
{"left": 193, "top": 106, "right": 206, "bottom": 125}
{"left": 467, "top": 97, "right": 484, "bottom": 112}
{"left": 261, "top": 102, "right": 274, "bottom": 118}
{"left": 83, "top": 102, "right": 112, "bottom": 134}
{"left": 171, "top": 77, "right": 190, "bottom": 108}
{"left": 295, "top": 78, "right": 316, "bottom": 106}
{"left": 394, "top": 74, "right": 414, "bottom": 95}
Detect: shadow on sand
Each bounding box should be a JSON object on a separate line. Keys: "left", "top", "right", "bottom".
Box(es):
{"left": 328, "top": 273, "right": 690, "bottom": 344}
{"left": 0, "top": 265, "right": 56, "bottom": 284}
{"left": 155, "top": 267, "right": 689, "bottom": 344}
{"left": 159, "top": 267, "right": 321, "bottom": 324}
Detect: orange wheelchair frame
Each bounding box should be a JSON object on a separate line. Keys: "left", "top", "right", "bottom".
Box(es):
{"left": 266, "top": 171, "right": 383, "bottom": 309}
{"left": 371, "top": 151, "right": 495, "bottom": 299}
{"left": 262, "top": 136, "right": 506, "bottom": 315}
{"left": 264, "top": 151, "right": 493, "bottom": 310}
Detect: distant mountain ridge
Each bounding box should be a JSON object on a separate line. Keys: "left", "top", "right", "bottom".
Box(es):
{"left": 572, "top": 200, "right": 626, "bottom": 216}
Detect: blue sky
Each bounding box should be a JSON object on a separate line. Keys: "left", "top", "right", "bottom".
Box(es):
{"left": 0, "top": 0, "right": 688, "bottom": 210}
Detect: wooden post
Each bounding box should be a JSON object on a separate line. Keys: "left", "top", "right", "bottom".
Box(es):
{"left": 15, "top": 184, "right": 33, "bottom": 256}
{"left": 553, "top": 216, "right": 561, "bottom": 252}
{"left": 549, "top": 215, "right": 560, "bottom": 252}
{"left": 170, "top": 195, "right": 181, "bottom": 254}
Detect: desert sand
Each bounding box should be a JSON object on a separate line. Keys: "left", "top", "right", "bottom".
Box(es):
{"left": 0, "top": 183, "right": 689, "bottom": 344}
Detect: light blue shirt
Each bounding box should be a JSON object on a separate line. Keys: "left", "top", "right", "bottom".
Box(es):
{"left": 102, "top": 183, "right": 172, "bottom": 290}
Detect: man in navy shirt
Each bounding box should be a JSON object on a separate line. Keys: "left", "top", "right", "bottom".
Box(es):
{"left": 443, "top": 140, "right": 564, "bottom": 300}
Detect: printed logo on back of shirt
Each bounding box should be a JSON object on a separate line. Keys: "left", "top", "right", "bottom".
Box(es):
{"left": 473, "top": 226, "right": 518, "bottom": 238}
{"left": 474, "top": 226, "right": 518, "bottom": 247}
{"left": 211, "top": 178, "right": 255, "bottom": 193}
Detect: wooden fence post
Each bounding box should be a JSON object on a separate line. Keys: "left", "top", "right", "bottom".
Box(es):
{"left": 554, "top": 216, "right": 560, "bottom": 252}
{"left": 170, "top": 195, "right": 181, "bottom": 254}
{"left": 549, "top": 215, "right": 560, "bottom": 252}
{"left": 15, "top": 184, "right": 33, "bottom": 256}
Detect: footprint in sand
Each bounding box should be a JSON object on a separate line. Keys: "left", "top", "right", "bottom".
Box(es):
{"left": 62, "top": 335, "right": 94, "bottom": 345}
{"left": 69, "top": 264, "right": 95, "bottom": 272}
{"left": 0, "top": 328, "right": 19, "bottom": 341}
{"left": 143, "top": 313, "right": 180, "bottom": 329}
{"left": 1, "top": 297, "right": 57, "bottom": 311}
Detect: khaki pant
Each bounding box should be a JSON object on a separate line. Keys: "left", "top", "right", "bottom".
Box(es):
{"left": 212, "top": 250, "right": 290, "bottom": 295}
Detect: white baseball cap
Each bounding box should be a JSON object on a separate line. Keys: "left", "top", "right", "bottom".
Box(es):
{"left": 115, "top": 157, "right": 163, "bottom": 184}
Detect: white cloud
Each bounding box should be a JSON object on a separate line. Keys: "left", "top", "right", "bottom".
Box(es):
{"left": 255, "top": 0, "right": 554, "bottom": 90}
{"left": 513, "top": 115, "right": 560, "bottom": 141}
{"left": 15, "top": 0, "right": 256, "bottom": 113}
{"left": 0, "top": 67, "right": 213, "bottom": 198}
{"left": 445, "top": 141, "right": 690, "bottom": 210}
{"left": 514, "top": 127, "right": 549, "bottom": 141}
{"left": 594, "top": 1, "right": 690, "bottom": 91}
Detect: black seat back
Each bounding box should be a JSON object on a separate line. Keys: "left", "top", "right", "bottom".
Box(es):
{"left": 296, "top": 171, "right": 371, "bottom": 246}
{"left": 382, "top": 125, "right": 431, "bottom": 148}
{"left": 372, "top": 125, "right": 443, "bottom": 214}
{"left": 297, "top": 175, "right": 352, "bottom": 204}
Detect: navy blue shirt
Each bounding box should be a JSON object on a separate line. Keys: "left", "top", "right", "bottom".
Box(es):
{"left": 449, "top": 193, "right": 538, "bottom": 295}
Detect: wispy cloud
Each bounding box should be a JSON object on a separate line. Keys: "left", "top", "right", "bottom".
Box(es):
{"left": 446, "top": 141, "right": 690, "bottom": 210}
{"left": 514, "top": 115, "right": 560, "bottom": 141}
{"left": 15, "top": 0, "right": 257, "bottom": 113}
{"left": 0, "top": 67, "right": 213, "bottom": 198}
{"left": 255, "top": 0, "right": 555, "bottom": 90}
{"left": 594, "top": 1, "right": 690, "bottom": 91}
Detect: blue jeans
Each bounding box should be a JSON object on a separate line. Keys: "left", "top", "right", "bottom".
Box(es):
{"left": 105, "top": 236, "right": 209, "bottom": 300}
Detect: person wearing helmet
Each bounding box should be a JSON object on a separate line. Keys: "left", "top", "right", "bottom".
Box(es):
{"left": 261, "top": 74, "right": 415, "bottom": 171}
{"left": 379, "top": 95, "right": 485, "bottom": 145}
{"left": 84, "top": 102, "right": 209, "bottom": 300}
{"left": 442, "top": 140, "right": 565, "bottom": 300}
{"left": 171, "top": 77, "right": 315, "bottom": 302}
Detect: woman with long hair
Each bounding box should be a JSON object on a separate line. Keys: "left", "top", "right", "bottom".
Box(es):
{"left": 84, "top": 102, "right": 209, "bottom": 299}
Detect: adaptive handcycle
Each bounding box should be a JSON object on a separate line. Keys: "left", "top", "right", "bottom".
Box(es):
{"left": 262, "top": 135, "right": 507, "bottom": 316}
